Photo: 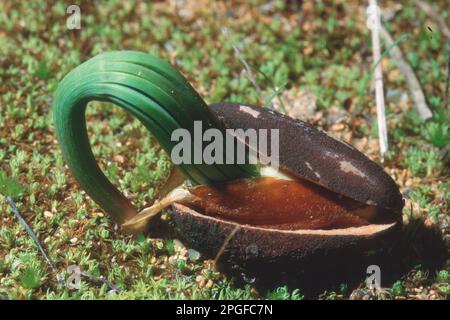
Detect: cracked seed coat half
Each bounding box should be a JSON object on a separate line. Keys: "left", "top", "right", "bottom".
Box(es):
{"left": 209, "top": 102, "right": 404, "bottom": 213}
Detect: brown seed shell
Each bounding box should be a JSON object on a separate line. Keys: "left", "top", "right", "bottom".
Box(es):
{"left": 209, "top": 102, "right": 404, "bottom": 213}
{"left": 167, "top": 103, "right": 405, "bottom": 280}
{"left": 169, "top": 203, "right": 401, "bottom": 281}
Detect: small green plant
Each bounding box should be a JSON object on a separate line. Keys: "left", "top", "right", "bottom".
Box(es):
{"left": 423, "top": 122, "right": 449, "bottom": 148}
{"left": 266, "top": 286, "right": 303, "bottom": 300}
{"left": 0, "top": 227, "right": 16, "bottom": 248}
{"left": 436, "top": 270, "right": 449, "bottom": 283}
{"left": 404, "top": 146, "right": 441, "bottom": 177}
{"left": 163, "top": 239, "right": 176, "bottom": 256}
{"left": 135, "top": 233, "right": 152, "bottom": 254}
{"left": 21, "top": 266, "right": 43, "bottom": 290}
{"left": 0, "top": 170, "right": 23, "bottom": 198}
{"left": 340, "top": 283, "right": 348, "bottom": 295}
{"left": 34, "top": 61, "right": 52, "bottom": 80}
{"left": 391, "top": 280, "right": 406, "bottom": 296}
{"left": 174, "top": 259, "right": 187, "bottom": 272}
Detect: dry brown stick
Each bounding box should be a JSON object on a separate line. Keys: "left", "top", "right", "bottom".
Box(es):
{"left": 221, "top": 27, "right": 263, "bottom": 97}
{"left": 79, "top": 272, "right": 122, "bottom": 293}
{"left": 444, "top": 53, "right": 450, "bottom": 110}
{"left": 380, "top": 25, "right": 433, "bottom": 120}
{"left": 7, "top": 196, "right": 64, "bottom": 285}
{"left": 368, "top": 0, "right": 388, "bottom": 158}
{"left": 213, "top": 225, "right": 240, "bottom": 267}
{"left": 413, "top": 0, "right": 450, "bottom": 42}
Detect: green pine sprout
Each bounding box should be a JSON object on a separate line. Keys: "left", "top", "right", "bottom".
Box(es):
{"left": 53, "top": 51, "right": 257, "bottom": 224}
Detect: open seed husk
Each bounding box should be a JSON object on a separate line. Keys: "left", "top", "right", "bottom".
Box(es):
{"left": 166, "top": 103, "right": 404, "bottom": 285}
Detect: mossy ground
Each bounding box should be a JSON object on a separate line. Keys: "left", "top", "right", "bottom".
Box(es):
{"left": 0, "top": 0, "right": 448, "bottom": 299}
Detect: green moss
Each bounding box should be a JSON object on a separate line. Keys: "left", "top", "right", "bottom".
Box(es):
{"left": 0, "top": 0, "right": 448, "bottom": 300}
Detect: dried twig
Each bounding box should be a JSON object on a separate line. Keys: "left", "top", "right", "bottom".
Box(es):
{"left": 122, "top": 187, "right": 193, "bottom": 234}
{"left": 445, "top": 52, "right": 450, "bottom": 110}
{"left": 367, "top": 0, "right": 388, "bottom": 158}
{"left": 222, "top": 28, "right": 263, "bottom": 97}
{"left": 7, "top": 196, "right": 64, "bottom": 284}
{"left": 7, "top": 197, "right": 120, "bottom": 291}
{"left": 221, "top": 27, "right": 288, "bottom": 112}
{"left": 413, "top": 0, "right": 450, "bottom": 42}
{"left": 79, "top": 272, "right": 121, "bottom": 293}
{"left": 380, "top": 25, "right": 433, "bottom": 120}
{"left": 213, "top": 225, "right": 240, "bottom": 267}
